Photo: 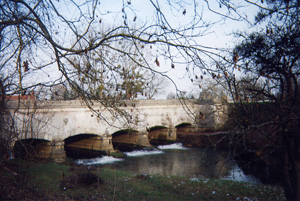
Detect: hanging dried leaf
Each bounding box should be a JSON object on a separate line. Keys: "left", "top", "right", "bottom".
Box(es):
{"left": 212, "top": 73, "right": 216, "bottom": 79}
{"left": 133, "top": 16, "right": 137, "bottom": 22}
{"left": 200, "top": 75, "right": 203, "bottom": 79}
{"left": 23, "top": 60, "right": 29, "bottom": 72}
{"left": 154, "top": 58, "right": 160, "bottom": 66}
{"left": 99, "top": 19, "right": 102, "bottom": 23}
{"left": 233, "top": 49, "right": 239, "bottom": 63}
{"left": 224, "top": 72, "right": 228, "bottom": 77}
{"left": 195, "top": 75, "right": 198, "bottom": 79}
{"left": 171, "top": 63, "right": 175, "bottom": 69}
{"left": 183, "top": 9, "right": 186, "bottom": 15}
{"left": 127, "top": 1, "right": 131, "bottom": 5}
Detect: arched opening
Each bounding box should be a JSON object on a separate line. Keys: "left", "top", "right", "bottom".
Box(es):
{"left": 148, "top": 125, "right": 175, "bottom": 145}
{"left": 14, "top": 138, "right": 50, "bottom": 159}
{"left": 64, "top": 134, "right": 109, "bottom": 159}
{"left": 175, "top": 123, "right": 193, "bottom": 134}
{"left": 175, "top": 122, "right": 193, "bottom": 128}
{"left": 111, "top": 129, "right": 141, "bottom": 152}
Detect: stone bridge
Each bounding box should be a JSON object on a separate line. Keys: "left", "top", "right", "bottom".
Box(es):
{"left": 6, "top": 99, "right": 227, "bottom": 161}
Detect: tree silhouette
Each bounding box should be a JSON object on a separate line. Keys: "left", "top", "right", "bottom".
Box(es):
{"left": 221, "top": 1, "right": 300, "bottom": 200}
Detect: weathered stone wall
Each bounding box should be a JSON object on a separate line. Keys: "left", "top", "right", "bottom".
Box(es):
{"left": 6, "top": 99, "right": 228, "bottom": 161}
{"left": 6, "top": 99, "right": 228, "bottom": 147}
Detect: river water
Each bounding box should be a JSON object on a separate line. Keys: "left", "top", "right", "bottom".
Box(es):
{"left": 75, "top": 143, "right": 260, "bottom": 183}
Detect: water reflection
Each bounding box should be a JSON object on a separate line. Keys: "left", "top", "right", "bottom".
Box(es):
{"left": 75, "top": 143, "right": 259, "bottom": 183}
{"left": 118, "top": 148, "right": 234, "bottom": 178}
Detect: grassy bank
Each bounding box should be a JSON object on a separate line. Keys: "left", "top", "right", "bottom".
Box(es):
{"left": 0, "top": 159, "right": 286, "bottom": 200}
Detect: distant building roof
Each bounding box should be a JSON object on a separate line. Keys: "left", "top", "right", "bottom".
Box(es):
{"left": 5, "top": 94, "right": 35, "bottom": 100}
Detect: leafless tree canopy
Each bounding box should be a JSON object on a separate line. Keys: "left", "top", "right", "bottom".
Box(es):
{"left": 1, "top": 0, "right": 250, "bottom": 122}
{"left": 2, "top": 0, "right": 300, "bottom": 199}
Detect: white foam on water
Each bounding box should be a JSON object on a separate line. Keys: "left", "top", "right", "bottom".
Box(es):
{"left": 75, "top": 156, "right": 124, "bottom": 165}
{"left": 125, "top": 149, "right": 164, "bottom": 157}
{"left": 223, "top": 164, "right": 261, "bottom": 184}
{"left": 157, "top": 143, "right": 188, "bottom": 150}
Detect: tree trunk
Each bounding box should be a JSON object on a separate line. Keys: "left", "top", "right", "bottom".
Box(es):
{"left": 283, "top": 135, "right": 300, "bottom": 201}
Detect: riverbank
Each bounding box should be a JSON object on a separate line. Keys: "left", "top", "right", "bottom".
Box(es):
{"left": 0, "top": 159, "right": 286, "bottom": 200}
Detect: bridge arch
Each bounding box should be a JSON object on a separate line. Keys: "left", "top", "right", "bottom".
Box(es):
{"left": 112, "top": 129, "right": 151, "bottom": 151}
{"left": 175, "top": 122, "right": 194, "bottom": 134}
{"left": 64, "top": 133, "right": 114, "bottom": 159}
{"left": 14, "top": 138, "right": 50, "bottom": 158}
{"left": 175, "top": 122, "right": 193, "bottom": 128}
{"left": 13, "top": 138, "right": 65, "bottom": 161}
{"left": 147, "top": 125, "right": 175, "bottom": 145}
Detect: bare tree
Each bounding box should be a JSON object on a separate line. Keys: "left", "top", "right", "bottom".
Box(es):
{"left": 196, "top": 78, "right": 228, "bottom": 104}
{"left": 0, "top": 0, "right": 244, "bottom": 111}
{"left": 211, "top": 1, "right": 300, "bottom": 200}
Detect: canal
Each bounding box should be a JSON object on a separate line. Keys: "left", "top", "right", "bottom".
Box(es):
{"left": 75, "top": 143, "right": 260, "bottom": 183}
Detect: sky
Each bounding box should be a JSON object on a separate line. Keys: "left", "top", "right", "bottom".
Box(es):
{"left": 97, "top": 1, "right": 260, "bottom": 98}
{"left": 24, "top": 0, "right": 260, "bottom": 99}
{"left": 127, "top": 1, "right": 260, "bottom": 98}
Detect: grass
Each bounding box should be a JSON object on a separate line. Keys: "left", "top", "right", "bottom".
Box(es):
{"left": 0, "top": 158, "right": 286, "bottom": 200}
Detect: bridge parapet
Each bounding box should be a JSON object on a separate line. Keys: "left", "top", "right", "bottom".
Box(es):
{"left": 6, "top": 99, "right": 228, "bottom": 139}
